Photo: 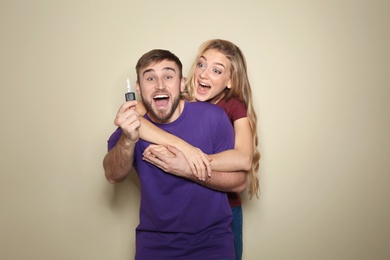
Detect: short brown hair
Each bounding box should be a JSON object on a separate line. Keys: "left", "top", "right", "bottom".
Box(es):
{"left": 135, "top": 49, "right": 183, "bottom": 82}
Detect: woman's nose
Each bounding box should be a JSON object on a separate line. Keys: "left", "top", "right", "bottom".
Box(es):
{"left": 199, "top": 68, "right": 209, "bottom": 79}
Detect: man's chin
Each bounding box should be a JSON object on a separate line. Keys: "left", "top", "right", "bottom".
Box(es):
{"left": 148, "top": 110, "right": 170, "bottom": 123}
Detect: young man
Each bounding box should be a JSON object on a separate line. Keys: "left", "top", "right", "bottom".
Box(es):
{"left": 103, "top": 49, "right": 246, "bottom": 259}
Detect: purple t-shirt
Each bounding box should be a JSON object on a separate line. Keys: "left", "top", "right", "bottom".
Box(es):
{"left": 107, "top": 101, "right": 235, "bottom": 260}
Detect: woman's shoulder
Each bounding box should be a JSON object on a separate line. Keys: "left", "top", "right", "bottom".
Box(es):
{"left": 218, "top": 96, "right": 246, "bottom": 111}
{"left": 224, "top": 96, "right": 245, "bottom": 106}
{"left": 218, "top": 96, "right": 247, "bottom": 121}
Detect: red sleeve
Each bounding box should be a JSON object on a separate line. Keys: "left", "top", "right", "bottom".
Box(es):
{"left": 216, "top": 97, "right": 247, "bottom": 125}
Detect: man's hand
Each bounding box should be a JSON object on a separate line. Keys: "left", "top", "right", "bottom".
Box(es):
{"left": 114, "top": 101, "right": 141, "bottom": 143}
{"left": 143, "top": 145, "right": 202, "bottom": 180}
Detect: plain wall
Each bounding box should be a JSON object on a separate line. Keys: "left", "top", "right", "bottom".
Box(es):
{"left": 1, "top": 0, "right": 389, "bottom": 259}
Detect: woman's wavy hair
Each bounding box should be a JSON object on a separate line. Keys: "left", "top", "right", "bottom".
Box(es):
{"left": 186, "top": 39, "right": 261, "bottom": 199}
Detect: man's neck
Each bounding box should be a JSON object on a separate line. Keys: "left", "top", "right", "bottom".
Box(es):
{"left": 147, "top": 99, "right": 185, "bottom": 124}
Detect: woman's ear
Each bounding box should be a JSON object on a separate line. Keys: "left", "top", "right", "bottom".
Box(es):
{"left": 226, "top": 79, "right": 232, "bottom": 89}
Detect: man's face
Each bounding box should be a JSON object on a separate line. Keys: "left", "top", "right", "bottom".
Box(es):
{"left": 136, "top": 60, "right": 185, "bottom": 123}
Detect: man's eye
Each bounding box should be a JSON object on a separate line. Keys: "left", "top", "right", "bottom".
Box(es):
{"left": 146, "top": 77, "right": 154, "bottom": 81}
{"left": 165, "top": 75, "right": 173, "bottom": 79}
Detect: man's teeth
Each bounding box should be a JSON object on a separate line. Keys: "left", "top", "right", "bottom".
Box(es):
{"left": 154, "top": 95, "right": 168, "bottom": 99}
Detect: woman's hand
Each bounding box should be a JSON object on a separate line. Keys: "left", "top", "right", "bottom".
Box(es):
{"left": 143, "top": 145, "right": 195, "bottom": 179}
{"left": 178, "top": 144, "right": 212, "bottom": 181}
{"left": 144, "top": 144, "right": 212, "bottom": 181}
{"left": 143, "top": 144, "right": 175, "bottom": 157}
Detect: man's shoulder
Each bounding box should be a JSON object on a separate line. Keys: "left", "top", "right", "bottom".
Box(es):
{"left": 184, "top": 101, "right": 229, "bottom": 125}
{"left": 186, "top": 100, "right": 224, "bottom": 112}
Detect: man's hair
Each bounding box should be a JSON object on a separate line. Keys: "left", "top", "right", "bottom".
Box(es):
{"left": 135, "top": 49, "right": 183, "bottom": 82}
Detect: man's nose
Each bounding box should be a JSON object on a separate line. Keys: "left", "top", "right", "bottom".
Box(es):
{"left": 155, "top": 78, "right": 166, "bottom": 89}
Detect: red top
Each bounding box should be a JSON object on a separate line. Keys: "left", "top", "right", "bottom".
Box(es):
{"left": 216, "top": 96, "right": 247, "bottom": 207}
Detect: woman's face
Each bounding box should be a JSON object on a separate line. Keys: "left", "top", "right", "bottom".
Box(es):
{"left": 193, "top": 49, "right": 231, "bottom": 103}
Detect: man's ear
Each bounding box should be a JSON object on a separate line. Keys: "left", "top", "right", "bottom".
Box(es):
{"left": 180, "top": 77, "right": 185, "bottom": 92}
{"left": 136, "top": 81, "right": 141, "bottom": 95}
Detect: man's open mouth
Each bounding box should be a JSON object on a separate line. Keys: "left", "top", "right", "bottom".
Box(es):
{"left": 153, "top": 94, "right": 170, "bottom": 107}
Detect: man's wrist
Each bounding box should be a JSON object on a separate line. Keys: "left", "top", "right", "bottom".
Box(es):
{"left": 118, "top": 134, "right": 137, "bottom": 149}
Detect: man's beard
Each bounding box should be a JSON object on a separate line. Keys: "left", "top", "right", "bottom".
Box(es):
{"left": 142, "top": 94, "right": 181, "bottom": 123}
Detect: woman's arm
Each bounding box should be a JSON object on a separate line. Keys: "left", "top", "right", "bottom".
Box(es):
{"left": 209, "top": 117, "right": 253, "bottom": 172}
{"left": 136, "top": 101, "right": 253, "bottom": 174}
{"left": 143, "top": 145, "right": 247, "bottom": 193}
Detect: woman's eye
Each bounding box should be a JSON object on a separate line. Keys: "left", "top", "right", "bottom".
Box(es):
{"left": 165, "top": 75, "right": 172, "bottom": 80}
{"left": 197, "top": 62, "right": 205, "bottom": 68}
{"left": 213, "top": 69, "right": 221, "bottom": 74}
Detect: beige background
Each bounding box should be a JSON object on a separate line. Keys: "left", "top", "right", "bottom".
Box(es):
{"left": 1, "top": 0, "right": 389, "bottom": 259}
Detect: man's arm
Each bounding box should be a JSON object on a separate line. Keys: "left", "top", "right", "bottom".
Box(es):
{"left": 195, "top": 170, "right": 247, "bottom": 193}
{"left": 103, "top": 134, "right": 136, "bottom": 183}
{"left": 103, "top": 101, "right": 140, "bottom": 183}
{"left": 142, "top": 145, "right": 247, "bottom": 193}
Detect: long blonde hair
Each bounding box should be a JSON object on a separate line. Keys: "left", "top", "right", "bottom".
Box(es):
{"left": 186, "top": 39, "right": 260, "bottom": 199}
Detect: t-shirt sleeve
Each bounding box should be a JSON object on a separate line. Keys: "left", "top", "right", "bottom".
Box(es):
{"left": 107, "top": 127, "right": 122, "bottom": 151}
{"left": 211, "top": 108, "right": 235, "bottom": 154}
{"left": 230, "top": 99, "right": 247, "bottom": 121}
{"left": 217, "top": 97, "right": 247, "bottom": 124}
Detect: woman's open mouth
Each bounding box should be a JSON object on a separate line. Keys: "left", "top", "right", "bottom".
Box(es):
{"left": 197, "top": 82, "right": 210, "bottom": 94}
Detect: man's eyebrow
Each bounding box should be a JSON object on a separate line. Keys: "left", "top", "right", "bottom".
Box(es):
{"left": 142, "top": 67, "right": 176, "bottom": 76}
{"left": 200, "top": 55, "right": 226, "bottom": 68}
{"left": 163, "top": 67, "right": 176, "bottom": 73}
{"left": 142, "top": 68, "right": 154, "bottom": 76}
